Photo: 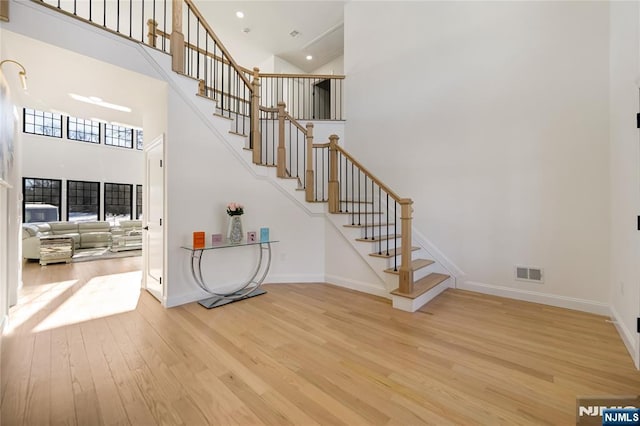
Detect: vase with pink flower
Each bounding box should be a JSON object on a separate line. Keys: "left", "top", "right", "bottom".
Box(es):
{"left": 226, "top": 202, "right": 244, "bottom": 244}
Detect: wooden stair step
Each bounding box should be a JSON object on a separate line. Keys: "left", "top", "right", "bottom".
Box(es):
{"left": 229, "top": 131, "right": 248, "bottom": 137}
{"left": 369, "top": 246, "right": 419, "bottom": 258}
{"left": 384, "top": 258, "right": 435, "bottom": 275}
{"left": 391, "top": 273, "right": 450, "bottom": 299}
{"left": 356, "top": 234, "right": 401, "bottom": 243}
{"left": 343, "top": 223, "right": 395, "bottom": 228}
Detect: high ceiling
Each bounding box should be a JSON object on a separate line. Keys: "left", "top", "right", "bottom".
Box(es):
{"left": 196, "top": 1, "right": 346, "bottom": 73}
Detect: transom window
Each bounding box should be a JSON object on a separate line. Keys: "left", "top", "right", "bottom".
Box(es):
{"left": 104, "top": 182, "right": 132, "bottom": 225}
{"left": 67, "top": 117, "right": 100, "bottom": 143}
{"left": 136, "top": 130, "right": 144, "bottom": 150}
{"left": 67, "top": 180, "right": 100, "bottom": 222}
{"left": 105, "top": 124, "right": 133, "bottom": 148}
{"left": 22, "top": 178, "right": 62, "bottom": 223}
{"left": 23, "top": 108, "right": 62, "bottom": 138}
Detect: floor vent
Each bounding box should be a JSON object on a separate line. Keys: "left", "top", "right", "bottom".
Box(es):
{"left": 515, "top": 266, "right": 544, "bottom": 283}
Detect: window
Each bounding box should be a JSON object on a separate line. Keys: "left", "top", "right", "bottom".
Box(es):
{"left": 136, "top": 184, "right": 143, "bottom": 219}
{"left": 104, "top": 124, "right": 133, "bottom": 148}
{"left": 22, "top": 178, "right": 62, "bottom": 223}
{"left": 136, "top": 130, "right": 144, "bottom": 150}
{"left": 67, "top": 180, "right": 100, "bottom": 222}
{"left": 104, "top": 182, "right": 132, "bottom": 225}
{"left": 68, "top": 117, "right": 100, "bottom": 143}
{"left": 23, "top": 108, "right": 62, "bottom": 137}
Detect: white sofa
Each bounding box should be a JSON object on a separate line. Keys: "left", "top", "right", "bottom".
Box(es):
{"left": 22, "top": 220, "right": 142, "bottom": 260}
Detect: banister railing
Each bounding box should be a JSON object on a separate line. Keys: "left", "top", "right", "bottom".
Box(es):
{"left": 259, "top": 73, "right": 345, "bottom": 121}
{"left": 332, "top": 142, "right": 414, "bottom": 294}
{"left": 36, "top": 0, "right": 173, "bottom": 52}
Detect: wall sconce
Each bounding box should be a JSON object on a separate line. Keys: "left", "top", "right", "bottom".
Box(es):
{"left": 0, "top": 59, "right": 28, "bottom": 90}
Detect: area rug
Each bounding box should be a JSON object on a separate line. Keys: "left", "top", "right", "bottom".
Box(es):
{"left": 72, "top": 247, "right": 142, "bottom": 263}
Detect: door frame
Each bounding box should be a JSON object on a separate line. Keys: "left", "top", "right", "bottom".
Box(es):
{"left": 143, "top": 134, "right": 166, "bottom": 305}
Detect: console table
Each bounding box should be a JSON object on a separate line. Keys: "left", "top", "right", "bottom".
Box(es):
{"left": 181, "top": 240, "right": 278, "bottom": 309}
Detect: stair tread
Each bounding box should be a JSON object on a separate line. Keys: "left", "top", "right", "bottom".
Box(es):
{"left": 384, "top": 259, "right": 435, "bottom": 275}
{"left": 391, "top": 273, "right": 450, "bottom": 299}
{"left": 343, "top": 223, "right": 395, "bottom": 228}
{"left": 229, "top": 131, "right": 248, "bottom": 137}
{"left": 369, "top": 246, "right": 419, "bottom": 258}
{"left": 356, "top": 234, "right": 401, "bottom": 243}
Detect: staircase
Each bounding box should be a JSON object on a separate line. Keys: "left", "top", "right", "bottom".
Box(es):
{"left": 27, "top": 0, "right": 456, "bottom": 312}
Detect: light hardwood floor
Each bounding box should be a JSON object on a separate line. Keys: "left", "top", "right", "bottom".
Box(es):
{"left": 2, "top": 258, "right": 639, "bottom": 425}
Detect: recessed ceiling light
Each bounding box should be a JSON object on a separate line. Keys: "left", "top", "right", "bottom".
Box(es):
{"left": 236, "top": 11, "right": 244, "bottom": 18}
{"left": 289, "top": 30, "right": 300, "bottom": 38}
{"left": 306, "top": 55, "right": 313, "bottom": 61}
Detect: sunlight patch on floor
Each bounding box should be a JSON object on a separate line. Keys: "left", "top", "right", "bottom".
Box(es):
{"left": 31, "top": 271, "right": 142, "bottom": 332}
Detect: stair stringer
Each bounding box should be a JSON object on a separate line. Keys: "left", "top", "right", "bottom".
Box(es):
{"left": 139, "top": 45, "right": 326, "bottom": 217}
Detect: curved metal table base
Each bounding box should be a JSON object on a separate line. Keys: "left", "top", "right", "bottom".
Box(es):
{"left": 187, "top": 242, "right": 273, "bottom": 309}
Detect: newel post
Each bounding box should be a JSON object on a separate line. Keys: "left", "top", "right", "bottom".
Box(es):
{"left": 277, "top": 102, "right": 287, "bottom": 178}
{"left": 170, "top": 0, "right": 184, "bottom": 73}
{"left": 305, "top": 123, "right": 314, "bottom": 202}
{"left": 398, "top": 198, "right": 414, "bottom": 294}
{"left": 147, "top": 19, "right": 158, "bottom": 48}
{"left": 328, "top": 135, "right": 340, "bottom": 213}
{"left": 251, "top": 67, "right": 262, "bottom": 164}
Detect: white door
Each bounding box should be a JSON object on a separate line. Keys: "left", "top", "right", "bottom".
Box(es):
{"left": 144, "top": 135, "right": 164, "bottom": 302}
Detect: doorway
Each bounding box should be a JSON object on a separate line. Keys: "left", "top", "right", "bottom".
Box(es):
{"left": 144, "top": 135, "right": 164, "bottom": 302}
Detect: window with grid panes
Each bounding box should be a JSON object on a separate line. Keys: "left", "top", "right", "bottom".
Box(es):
{"left": 136, "top": 185, "right": 143, "bottom": 219}
{"left": 67, "top": 117, "right": 100, "bottom": 143}
{"left": 23, "top": 108, "right": 62, "bottom": 137}
{"left": 104, "top": 124, "right": 133, "bottom": 148}
{"left": 22, "top": 178, "right": 62, "bottom": 223}
{"left": 104, "top": 182, "right": 132, "bottom": 225}
{"left": 136, "top": 130, "right": 143, "bottom": 150}
{"left": 67, "top": 180, "right": 100, "bottom": 222}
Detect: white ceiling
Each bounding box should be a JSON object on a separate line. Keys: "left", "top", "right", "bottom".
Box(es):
{"left": 196, "top": 1, "right": 346, "bottom": 73}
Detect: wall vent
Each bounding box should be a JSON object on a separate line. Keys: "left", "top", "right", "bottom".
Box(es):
{"left": 515, "top": 266, "right": 544, "bottom": 283}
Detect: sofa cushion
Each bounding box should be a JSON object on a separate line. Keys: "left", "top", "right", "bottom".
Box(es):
{"left": 119, "top": 220, "right": 142, "bottom": 232}
{"left": 78, "top": 221, "right": 111, "bottom": 233}
{"left": 22, "top": 224, "right": 39, "bottom": 238}
{"left": 49, "top": 222, "right": 79, "bottom": 235}
{"left": 80, "top": 231, "right": 112, "bottom": 248}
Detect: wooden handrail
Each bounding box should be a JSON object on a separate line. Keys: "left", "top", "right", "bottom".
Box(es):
{"left": 284, "top": 113, "right": 308, "bottom": 134}
{"left": 312, "top": 143, "right": 330, "bottom": 149}
{"left": 259, "top": 73, "right": 346, "bottom": 80}
{"left": 334, "top": 145, "right": 404, "bottom": 203}
{"left": 259, "top": 106, "right": 279, "bottom": 113}
{"left": 182, "top": 0, "right": 252, "bottom": 88}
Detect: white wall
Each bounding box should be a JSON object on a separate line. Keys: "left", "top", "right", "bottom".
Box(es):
{"left": 344, "top": 1, "right": 611, "bottom": 312}
{"left": 312, "top": 55, "right": 344, "bottom": 75}
{"left": 609, "top": 1, "right": 640, "bottom": 368}
{"left": 21, "top": 131, "right": 144, "bottom": 219}
{"left": 164, "top": 83, "right": 326, "bottom": 307}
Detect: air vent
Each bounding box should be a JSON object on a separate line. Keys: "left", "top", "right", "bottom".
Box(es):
{"left": 515, "top": 266, "right": 544, "bottom": 283}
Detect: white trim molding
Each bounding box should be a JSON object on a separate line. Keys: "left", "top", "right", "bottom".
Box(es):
{"left": 609, "top": 305, "right": 640, "bottom": 369}
{"left": 460, "top": 280, "right": 610, "bottom": 316}
{"left": 325, "top": 274, "right": 390, "bottom": 299}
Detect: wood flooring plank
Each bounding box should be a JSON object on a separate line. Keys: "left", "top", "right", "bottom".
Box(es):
{"left": 3, "top": 259, "right": 640, "bottom": 425}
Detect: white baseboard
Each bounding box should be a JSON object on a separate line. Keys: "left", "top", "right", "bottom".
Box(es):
{"left": 609, "top": 305, "right": 639, "bottom": 369}
{"left": 265, "top": 274, "right": 326, "bottom": 284}
{"left": 325, "top": 274, "right": 390, "bottom": 299}
{"left": 165, "top": 274, "right": 330, "bottom": 307}
{"left": 459, "top": 280, "right": 610, "bottom": 316}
